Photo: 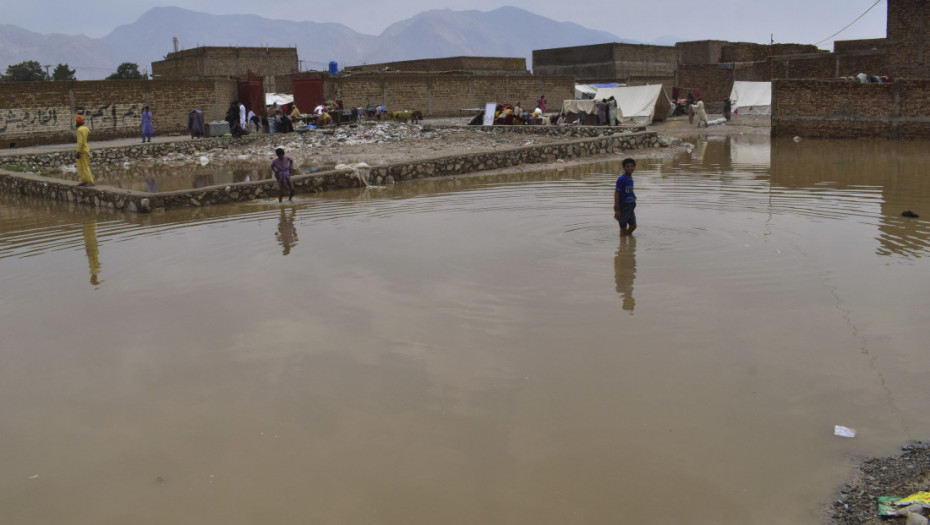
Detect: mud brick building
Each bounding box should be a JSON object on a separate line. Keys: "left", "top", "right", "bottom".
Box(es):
{"left": 533, "top": 43, "right": 679, "bottom": 88}
{"left": 773, "top": 0, "right": 930, "bottom": 138}
{"left": 342, "top": 57, "right": 529, "bottom": 75}
{"left": 151, "top": 46, "right": 298, "bottom": 92}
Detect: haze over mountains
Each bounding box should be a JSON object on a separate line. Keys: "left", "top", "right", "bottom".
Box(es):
{"left": 0, "top": 6, "right": 636, "bottom": 80}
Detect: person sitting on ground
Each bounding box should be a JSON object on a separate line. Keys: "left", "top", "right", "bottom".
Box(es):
{"left": 271, "top": 147, "right": 295, "bottom": 203}
{"left": 289, "top": 104, "right": 302, "bottom": 126}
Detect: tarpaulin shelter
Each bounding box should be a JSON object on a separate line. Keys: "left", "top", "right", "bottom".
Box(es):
{"left": 560, "top": 99, "right": 612, "bottom": 125}
{"left": 593, "top": 84, "right": 671, "bottom": 125}
{"left": 265, "top": 93, "right": 294, "bottom": 106}
{"left": 574, "top": 83, "right": 622, "bottom": 100}
{"left": 729, "top": 81, "right": 771, "bottom": 115}
{"left": 574, "top": 84, "right": 598, "bottom": 100}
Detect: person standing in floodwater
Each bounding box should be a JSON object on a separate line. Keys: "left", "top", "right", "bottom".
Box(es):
{"left": 141, "top": 105, "right": 153, "bottom": 142}
{"left": 74, "top": 115, "right": 94, "bottom": 186}
{"left": 614, "top": 158, "right": 637, "bottom": 236}
{"left": 271, "top": 147, "right": 295, "bottom": 202}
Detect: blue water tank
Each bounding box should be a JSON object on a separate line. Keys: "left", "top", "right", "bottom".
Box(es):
{"left": 328, "top": 61, "right": 338, "bottom": 75}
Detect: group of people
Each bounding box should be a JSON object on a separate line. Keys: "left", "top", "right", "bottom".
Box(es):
{"left": 594, "top": 97, "right": 620, "bottom": 126}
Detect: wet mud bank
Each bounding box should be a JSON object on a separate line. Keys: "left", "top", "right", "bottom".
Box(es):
{"left": 0, "top": 130, "right": 661, "bottom": 213}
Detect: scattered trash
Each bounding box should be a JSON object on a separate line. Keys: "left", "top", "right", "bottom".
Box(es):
{"left": 60, "top": 165, "right": 77, "bottom": 173}
{"left": 902, "top": 210, "right": 920, "bottom": 218}
{"left": 834, "top": 425, "right": 857, "bottom": 438}
{"left": 879, "top": 496, "right": 902, "bottom": 516}
{"left": 27, "top": 474, "right": 38, "bottom": 480}
{"left": 199, "top": 156, "right": 210, "bottom": 166}
{"left": 707, "top": 117, "right": 727, "bottom": 126}
{"left": 899, "top": 491, "right": 930, "bottom": 507}
{"left": 793, "top": 136, "right": 802, "bottom": 142}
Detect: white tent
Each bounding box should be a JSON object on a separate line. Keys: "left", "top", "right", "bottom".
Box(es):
{"left": 593, "top": 84, "right": 670, "bottom": 125}
{"left": 729, "top": 81, "right": 771, "bottom": 115}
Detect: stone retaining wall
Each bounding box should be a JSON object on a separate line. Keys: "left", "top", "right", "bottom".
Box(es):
{"left": 0, "top": 135, "right": 267, "bottom": 172}
{"left": 0, "top": 131, "right": 659, "bottom": 214}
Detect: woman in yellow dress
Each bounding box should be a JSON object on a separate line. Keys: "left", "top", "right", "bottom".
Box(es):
{"left": 75, "top": 115, "right": 94, "bottom": 186}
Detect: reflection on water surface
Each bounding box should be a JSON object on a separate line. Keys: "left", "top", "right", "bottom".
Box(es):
{"left": 1, "top": 136, "right": 929, "bottom": 525}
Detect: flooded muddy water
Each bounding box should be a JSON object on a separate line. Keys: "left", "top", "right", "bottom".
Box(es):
{"left": 2, "top": 135, "right": 929, "bottom": 524}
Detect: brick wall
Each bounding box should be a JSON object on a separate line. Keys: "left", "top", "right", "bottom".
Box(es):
{"left": 769, "top": 53, "right": 837, "bottom": 79}
{"left": 327, "top": 72, "right": 573, "bottom": 115}
{"left": 152, "top": 47, "right": 298, "bottom": 79}
{"left": 533, "top": 44, "right": 616, "bottom": 81}
{"left": 837, "top": 51, "right": 891, "bottom": 76}
{"left": 772, "top": 78, "right": 930, "bottom": 138}
{"left": 614, "top": 43, "right": 677, "bottom": 86}
{"left": 887, "top": 0, "right": 929, "bottom": 42}
{"left": 675, "top": 41, "right": 726, "bottom": 65}
{"left": 0, "top": 79, "right": 237, "bottom": 147}
{"left": 677, "top": 64, "right": 734, "bottom": 108}
{"left": 343, "top": 57, "right": 527, "bottom": 74}
{"left": 834, "top": 38, "right": 889, "bottom": 53}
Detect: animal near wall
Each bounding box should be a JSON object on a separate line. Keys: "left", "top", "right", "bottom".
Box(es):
{"left": 0, "top": 79, "right": 238, "bottom": 148}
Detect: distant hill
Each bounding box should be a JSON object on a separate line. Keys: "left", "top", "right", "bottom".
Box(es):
{"left": 365, "top": 6, "right": 634, "bottom": 65}
{"left": 0, "top": 5, "right": 629, "bottom": 80}
{"left": 0, "top": 24, "right": 118, "bottom": 80}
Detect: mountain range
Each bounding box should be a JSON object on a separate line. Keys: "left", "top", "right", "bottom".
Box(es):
{"left": 0, "top": 6, "right": 638, "bottom": 80}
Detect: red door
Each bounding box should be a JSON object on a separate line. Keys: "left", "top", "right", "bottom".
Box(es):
{"left": 293, "top": 77, "right": 324, "bottom": 114}
{"left": 238, "top": 73, "right": 265, "bottom": 117}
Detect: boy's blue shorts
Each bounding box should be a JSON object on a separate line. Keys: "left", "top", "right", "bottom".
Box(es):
{"left": 617, "top": 202, "right": 636, "bottom": 228}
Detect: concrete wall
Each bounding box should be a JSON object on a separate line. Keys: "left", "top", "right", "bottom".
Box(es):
{"left": 772, "top": 78, "right": 930, "bottom": 138}
{"left": 343, "top": 57, "right": 528, "bottom": 75}
{"left": 0, "top": 79, "right": 238, "bottom": 148}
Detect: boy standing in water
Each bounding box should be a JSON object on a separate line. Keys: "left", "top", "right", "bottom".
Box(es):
{"left": 271, "top": 147, "right": 295, "bottom": 202}
{"left": 614, "top": 158, "right": 637, "bottom": 236}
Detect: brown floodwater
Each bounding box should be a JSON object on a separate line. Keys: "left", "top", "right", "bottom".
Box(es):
{"left": 1, "top": 135, "right": 929, "bottom": 524}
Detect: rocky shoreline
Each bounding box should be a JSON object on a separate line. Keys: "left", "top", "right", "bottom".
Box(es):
{"left": 831, "top": 443, "right": 930, "bottom": 525}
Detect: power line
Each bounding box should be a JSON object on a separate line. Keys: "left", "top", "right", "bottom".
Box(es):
{"left": 814, "top": 0, "right": 883, "bottom": 47}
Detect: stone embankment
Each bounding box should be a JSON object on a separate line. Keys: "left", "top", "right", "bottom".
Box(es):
{"left": 0, "top": 128, "right": 661, "bottom": 213}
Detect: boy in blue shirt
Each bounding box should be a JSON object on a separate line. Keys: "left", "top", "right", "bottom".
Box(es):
{"left": 614, "top": 158, "right": 637, "bottom": 236}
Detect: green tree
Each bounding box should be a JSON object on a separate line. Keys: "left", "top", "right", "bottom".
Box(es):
{"left": 3, "top": 60, "right": 48, "bottom": 81}
{"left": 106, "top": 62, "right": 143, "bottom": 80}
{"left": 51, "top": 63, "right": 76, "bottom": 81}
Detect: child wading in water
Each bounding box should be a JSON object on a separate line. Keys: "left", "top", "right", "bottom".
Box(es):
{"left": 271, "top": 147, "right": 295, "bottom": 202}
{"left": 614, "top": 158, "right": 637, "bottom": 236}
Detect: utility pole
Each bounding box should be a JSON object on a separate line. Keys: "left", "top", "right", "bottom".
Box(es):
{"left": 43, "top": 64, "right": 51, "bottom": 78}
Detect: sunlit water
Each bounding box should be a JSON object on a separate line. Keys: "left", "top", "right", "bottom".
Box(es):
{"left": 2, "top": 135, "right": 929, "bottom": 524}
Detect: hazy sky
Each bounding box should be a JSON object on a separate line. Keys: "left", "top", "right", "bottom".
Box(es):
{"left": 8, "top": 0, "right": 887, "bottom": 49}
